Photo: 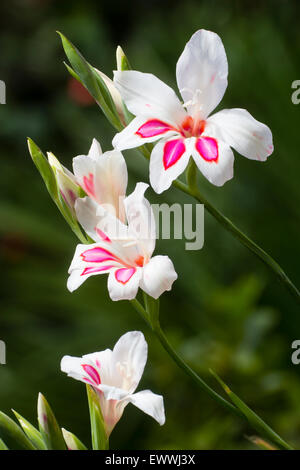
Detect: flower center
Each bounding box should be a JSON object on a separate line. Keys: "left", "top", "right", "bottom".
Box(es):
{"left": 180, "top": 116, "right": 205, "bottom": 138}
{"left": 135, "top": 255, "right": 144, "bottom": 267}
{"left": 116, "top": 361, "right": 135, "bottom": 391}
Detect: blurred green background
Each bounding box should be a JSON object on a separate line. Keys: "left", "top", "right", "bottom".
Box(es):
{"left": 0, "top": 0, "right": 300, "bottom": 450}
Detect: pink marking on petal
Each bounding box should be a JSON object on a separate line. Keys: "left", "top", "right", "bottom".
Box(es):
{"left": 163, "top": 138, "right": 186, "bottom": 170}
{"left": 81, "top": 265, "right": 114, "bottom": 276}
{"left": 95, "top": 359, "right": 101, "bottom": 369}
{"left": 83, "top": 377, "right": 95, "bottom": 386}
{"left": 195, "top": 137, "right": 218, "bottom": 162}
{"left": 95, "top": 228, "right": 111, "bottom": 243}
{"left": 82, "top": 364, "right": 101, "bottom": 385}
{"left": 83, "top": 173, "right": 95, "bottom": 197}
{"left": 81, "top": 247, "right": 117, "bottom": 263}
{"left": 68, "top": 190, "right": 77, "bottom": 205}
{"left": 136, "top": 119, "right": 175, "bottom": 138}
{"left": 60, "top": 190, "right": 69, "bottom": 206}
{"left": 61, "top": 189, "right": 77, "bottom": 208}
{"left": 115, "top": 267, "right": 136, "bottom": 284}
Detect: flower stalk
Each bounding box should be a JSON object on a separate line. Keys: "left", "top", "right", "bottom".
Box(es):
{"left": 137, "top": 143, "right": 300, "bottom": 305}
{"left": 130, "top": 296, "right": 293, "bottom": 451}
{"left": 174, "top": 178, "right": 300, "bottom": 304}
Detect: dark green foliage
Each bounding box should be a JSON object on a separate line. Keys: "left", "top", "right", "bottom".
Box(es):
{"left": 0, "top": 0, "right": 300, "bottom": 450}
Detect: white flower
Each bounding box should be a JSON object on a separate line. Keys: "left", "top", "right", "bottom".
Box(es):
{"left": 112, "top": 29, "right": 274, "bottom": 194}
{"left": 68, "top": 182, "right": 177, "bottom": 300}
{"left": 60, "top": 331, "right": 165, "bottom": 436}
{"left": 73, "top": 138, "right": 128, "bottom": 223}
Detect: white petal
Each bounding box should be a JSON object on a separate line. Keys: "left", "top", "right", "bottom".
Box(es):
{"left": 112, "top": 116, "right": 178, "bottom": 151}
{"left": 114, "top": 70, "right": 186, "bottom": 125}
{"left": 208, "top": 108, "right": 274, "bottom": 161}
{"left": 140, "top": 255, "right": 178, "bottom": 299}
{"left": 124, "top": 183, "right": 156, "bottom": 259}
{"left": 176, "top": 29, "right": 228, "bottom": 119}
{"left": 149, "top": 137, "right": 192, "bottom": 194}
{"left": 60, "top": 355, "right": 86, "bottom": 383}
{"left": 75, "top": 197, "right": 99, "bottom": 241}
{"left": 112, "top": 331, "right": 148, "bottom": 393}
{"left": 98, "top": 384, "right": 129, "bottom": 401}
{"left": 67, "top": 266, "right": 113, "bottom": 292}
{"left": 107, "top": 267, "right": 142, "bottom": 301}
{"left": 125, "top": 390, "right": 165, "bottom": 425}
{"left": 73, "top": 142, "right": 127, "bottom": 221}
{"left": 73, "top": 153, "right": 97, "bottom": 199}
{"left": 67, "top": 243, "right": 123, "bottom": 292}
{"left": 94, "top": 149, "right": 128, "bottom": 222}
{"left": 191, "top": 136, "right": 234, "bottom": 186}
{"left": 88, "top": 138, "right": 102, "bottom": 160}
{"left": 68, "top": 243, "right": 121, "bottom": 272}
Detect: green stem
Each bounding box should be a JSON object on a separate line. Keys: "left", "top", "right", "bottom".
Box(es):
{"left": 173, "top": 178, "right": 300, "bottom": 304}
{"left": 138, "top": 146, "right": 300, "bottom": 304}
{"left": 130, "top": 297, "right": 292, "bottom": 450}
{"left": 130, "top": 299, "right": 241, "bottom": 418}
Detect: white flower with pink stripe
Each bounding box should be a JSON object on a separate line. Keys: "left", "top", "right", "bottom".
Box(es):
{"left": 72, "top": 138, "right": 128, "bottom": 223}
{"left": 68, "top": 182, "right": 177, "bottom": 300}
{"left": 61, "top": 331, "right": 165, "bottom": 437}
{"left": 112, "top": 29, "right": 274, "bottom": 194}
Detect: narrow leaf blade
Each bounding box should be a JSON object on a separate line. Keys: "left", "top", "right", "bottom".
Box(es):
{"left": 0, "top": 411, "right": 36, "bottom": 450}
{"left": 13, "top": 410, "right": 46, "bottom": 450}
{"left": 210, "top": 369, "right": 293, "bottom": 450}
{"left": 62, "top": 428, "right": 88, "bottom": 450}
{"left": 28, "top": 138, "right": 57, "bottom": 199}
{"left": 86, "top": 385, "right": 108, "bottom": 450}
{"left": 37, "top": 393, "right": 66, "bottom": 450}
{"left": 0, "top": 438, "right": 9, "bottom": 450}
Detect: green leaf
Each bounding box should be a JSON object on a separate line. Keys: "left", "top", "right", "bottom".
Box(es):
{"left": 28, "top": 138, "right": 57, "bottom": 199}
{"left": 86, "top": 385, "right": 108, "bottom": 450}
{"left": 37, "top": 393, "right": 66, "bottom": 450}
{"left": 58, "top": 32, "right": 121, "bottom": 130}
{"left": 0, "top": 411, "right": 36, "bottom": 450}
{"left": 62, "top": 428, "right": 88, "bottom": 450}
{"left": 0, "top": 438, "right": 8, "bottom": 450}
{"left": 63, "top": 61, "right": 83, "bottom": 84}
{"left": 210, "top": 369, "right": 293, "bottom": 450}
{"left": 12, "top": 410, "right": 46, "bottom": 450}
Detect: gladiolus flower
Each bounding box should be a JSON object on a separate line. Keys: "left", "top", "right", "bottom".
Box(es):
{"left": 113, "top": 29, "right": 274, "bottom": 193}
{"left": 68, "top": 182, "right": 177, "bottom": 300}
{"left": 61, "top": 331, "right": 165, "bottom": 436}
{"left": 72, "top": 138, "right": 128, "bottom": 223}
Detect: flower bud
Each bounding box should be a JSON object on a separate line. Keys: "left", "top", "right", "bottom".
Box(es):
{"left": 47, "top": 152, "right": 81, "bottom": 214}
{"left": 116, "top": 45, "right": 131, "bottom": 71}
{"left": 93, "top": 68, "right": 126, "bottom": 126}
